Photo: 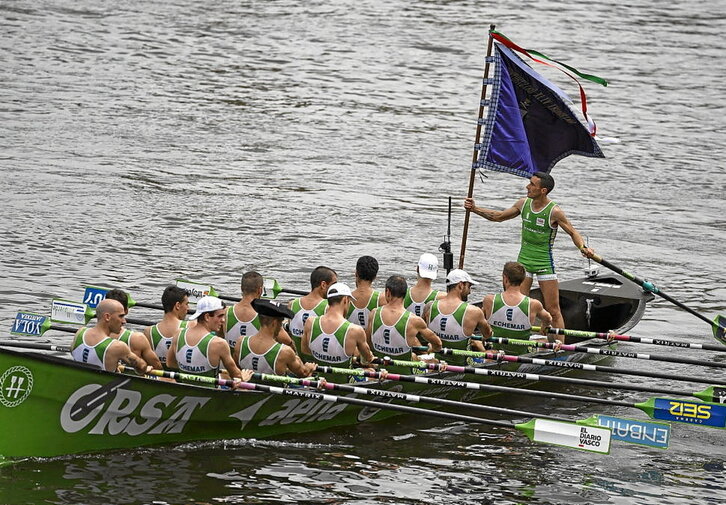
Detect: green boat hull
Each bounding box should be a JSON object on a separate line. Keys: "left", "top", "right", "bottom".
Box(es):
{"left": 0, "top": 341, "right": 615, "bottom": 461}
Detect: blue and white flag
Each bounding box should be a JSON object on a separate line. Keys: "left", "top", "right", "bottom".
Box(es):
{"left": 474, "top": 44, "right": 604, "bottom": 178}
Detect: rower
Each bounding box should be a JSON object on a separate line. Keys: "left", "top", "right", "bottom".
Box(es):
{"left": 346, "top": 255, "right": 384, "bottom": 329}
{"left": 233, "top": 299, "right": 316, "bottom": 378}
{"left": 142, "top": 285, "right": 194, "bottom": 367}
{"left": 166, "top": 296, "right": 251, "bottom": 385}
{"left": 220, "top": 271, "right": 295, "bottom": 351}
{"left": 368, "top": 275, "right": 443, "bottom": 374}
{"left": 423, "top": 269, "right": 492, "bottom": 365}
{"left": 302, "top": 282, "right": 375, "bottom": 369}
{"left": 104, "top": 288, "right": 162, "bottom": 370}
{"left": 482, "top": 261, "right": 556, "bottom": 342}
{"left": 404, "top": 253, "right": 444, "bottom": 317}
{"left": 288, "top": 265, "right": 337, "bottom": 356}
{"left": 70, "top": 298, "right": 149, "bottom": 375}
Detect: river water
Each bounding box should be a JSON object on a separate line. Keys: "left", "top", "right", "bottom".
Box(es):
{"left": 1, "top": 0, "right": 725, "bottom": 503}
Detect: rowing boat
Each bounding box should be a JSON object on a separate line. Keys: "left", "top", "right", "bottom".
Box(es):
{"left": 530, "top": 271, "right": 653, "bottom": 336}
{"left": 0, "top": 335, "right": 617, "bottom": 461}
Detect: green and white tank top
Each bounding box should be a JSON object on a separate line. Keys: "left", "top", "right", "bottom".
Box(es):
{"left": 236, "top": 336, "right": 284, "bottom": 375}
{"left": 289, "top": 298, "right": 328, "bottom": 354}
{"left": 175, "top": 328, "right": 218, "bottom": 378}
{"left": 488, "top": 293, "right": 531, "bottom": 339}
{"left": 71, "top": 327, "right": 115, "bottom": 371}
{"left": 117, "top": 328, "right": 134, "bottom": 346}
{"left": 308, "top": 318, "right": 353, "bottom": 368}
{"left": 518, "top": 198, "right": 558, "bottom": 271}
{"left": 224, "top": 305, "right": 261, "bottom": 350}
{"left": 150, "top": 320, "right": 188, "bottom": 365}
{"left": 370, "top": 309, "right": 415, "bottom": 374}
{"left": 404, "top": 288, "right": 439, "bottom": 317}
{"left": 428, "top": 301, "right": 471, "bottom": 365}
{"left": 346, "top": 290, "right": 380, "bottom": 328}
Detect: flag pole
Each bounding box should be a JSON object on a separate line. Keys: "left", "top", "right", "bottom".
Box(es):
{"left": 459, "top": 24, "right": 496, "bottom": 269}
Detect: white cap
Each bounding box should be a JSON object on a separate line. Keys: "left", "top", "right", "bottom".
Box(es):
{"left": 189, "top": 296, "right": 224, "bottom": 320}
{"left": 327, "top": 282, "right": 356, "bottom": 300}
{"left": 418, "top": 253, "right": 439, "bottom": 280}
{"left": 445, "top": 269, "right": 479, "bottom": 286}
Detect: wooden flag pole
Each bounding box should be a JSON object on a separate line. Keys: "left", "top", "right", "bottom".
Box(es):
{"left": 459, "top": 24, "right": 496, "bottom": 268}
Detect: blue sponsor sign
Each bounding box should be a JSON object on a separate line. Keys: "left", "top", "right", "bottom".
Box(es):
{"left": 82, "top": 286, "right": 108, "bottom": 309}
{"left": 11, "top": 312, "right": 47, "bottom": 336}
{"left": 595, "top": 415, "right": 670, "bottom": 449}
{"left": 653, "top": 398, "right": 726, "bottom": 429}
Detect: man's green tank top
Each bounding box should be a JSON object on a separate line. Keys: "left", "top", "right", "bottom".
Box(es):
{"left": 489, "top": 293, "right": 531, "bottom": 339}
{"left": 428, "top": 300, "right": 470, "bottom": 366}
{"left": 403, "top": 288, "right": 439, "bottom": 317}
{"left": 117, "top": 328, "right": 134, "bottom": 346}
{"left": 370, "top": 309, "right": 415, "bottom": 375}
{"left": 308, "top": 318, "right": 353, "bottom": 368}
{"left": 518, "top": 198, "right": 558, "bottom": 272}
{"left": 289, "top": 298, "right": 327, "bottom": 358}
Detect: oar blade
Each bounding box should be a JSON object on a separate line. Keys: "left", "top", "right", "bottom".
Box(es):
{"left": 175, "top": 279, "right": 218, "bottom": 304}
{"left": 50, "top": 299, "right": 94, "bottom": 325}
{"left": 261, "top": 278, "right": 282, "bottom": 300}
{"left": 10, "top": 312, "right": 51, "bottom": 337}
{"left": 577, "top": 415, "right": 670, "bottom": 449}
{"left": 82, "top": 286, "right": 109, "bottom": 309}
{"left": 713, "top": 315, "right": 726, "bottom": 345}
{"left": 693, "top": 386, "right": 726, "bottom": 404}
{"left": 636, "top": 398, "right": 726, "bottom": 429}
{"left": 515, "top": 418, "right": 612, "bottom": 454}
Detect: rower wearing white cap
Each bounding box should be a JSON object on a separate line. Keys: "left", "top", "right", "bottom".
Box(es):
{"left": 234, "top": 299, "right": 316, "bottom": 378}
{"left": 347, "top": 255, "right": 384, "bottom": 329}
{"left": 423, "top": 269, "right": 492, "bottom": 365}
{"left": 404, "top": 253, "right": 444, "bottom": 318}
{"left": 167, "top": 296, "right": 251, "bottom": 385}
{"left": 288, "top": 266, "right": 337, "bottom": 357}
{"left": 302, "top": 282, "right": 376, "bottom": 369}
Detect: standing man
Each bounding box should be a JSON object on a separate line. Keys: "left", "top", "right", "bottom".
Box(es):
{"left": 464, "top": 171, "right": 594, "bottom": 328}
{"left": 70, "top": 298, "right": 149, "bottom": 375}
{"left": 104, "top": 288, "right": 163, "bottom": 370}
{"left": 234, "top": 299, "right": 317, "bottom": 378}
{"left": 221, "top": 271, "right": 295, "bottom": 351}
{"left": 482, "top": 262, "right": 555, "bottom": 341}
{"left": 301, "top": 283, "right": 376, "bottom": 369}
{"left": 143, "top": 285, "right": 193, "bottom": 367}
{"left": 347, "top": 255, "right": 384, "bottom": 329}
{"left": 423, "top": 269, "right": 492, "bottom": 365}
{"left": 368, "top": 275, "right": 443, "bottom": 374}
{"left": 288, "top": 266, "right": 337, "bottom": 356}
{"left": 403, "top": 253, "right": 443, "bottom": 318}
{"left": 167, "top": 296, "right": 249, "bottom": 384}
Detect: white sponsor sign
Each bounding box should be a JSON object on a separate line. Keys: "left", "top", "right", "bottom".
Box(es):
{"left": 51, "top": 299, "right": 89, "bottom": 325}
{"left": 175, "top": 279, "right": 214, "bottom": 304}
{"left": 532, "top": 419, "right": 611, "bottom": 454}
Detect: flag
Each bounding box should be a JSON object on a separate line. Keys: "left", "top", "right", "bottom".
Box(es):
{"left": 474, "top": 43, "right": 604, "bottom": 178}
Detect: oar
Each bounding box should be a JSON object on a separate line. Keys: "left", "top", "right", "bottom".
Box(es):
{"left": 319, "top": 365, "right": 726, "bottom": 430}
{"left": 535, "top": 326, "right": 726, "bottom": 353}
{"left": 369, "top": 356, "right": 724, "bottom": 401}
{"left": 11, "top": 312, "right": 78, "bottom": 338}
{"left": 254, "top": 372, "right": 671, "bottom": 449}
{"left": 0, "top": 341, "right": 71, "bottom": 352}
{"left": 124, "top": 366, "right": 614, "bottom": 454}
{"left": 50, "top": 299, "right": 155, "bottom": 327}
{"left": 82, "top": 285, "right": 165, "bottom": 311}
{"left": 436, "top": 348, "right": 717, "bottom": 386}
{"left": 177, "top": 277, "right": 306, "bottom": 304}
{"left": 486, "top": 336, "right": 726, "bottom": 370}
{"left": 590, "top": 253, "right": 726, "bottom": 343}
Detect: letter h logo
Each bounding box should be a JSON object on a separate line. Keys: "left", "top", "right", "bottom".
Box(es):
{"left": 322, "top": 337, "right": 330, "bottom": 353}
{"left": 383, "top": 329, "right": 391, "bottom": 345}
{"left": 439, "top": 317, "right": 448, "bottom": 333}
